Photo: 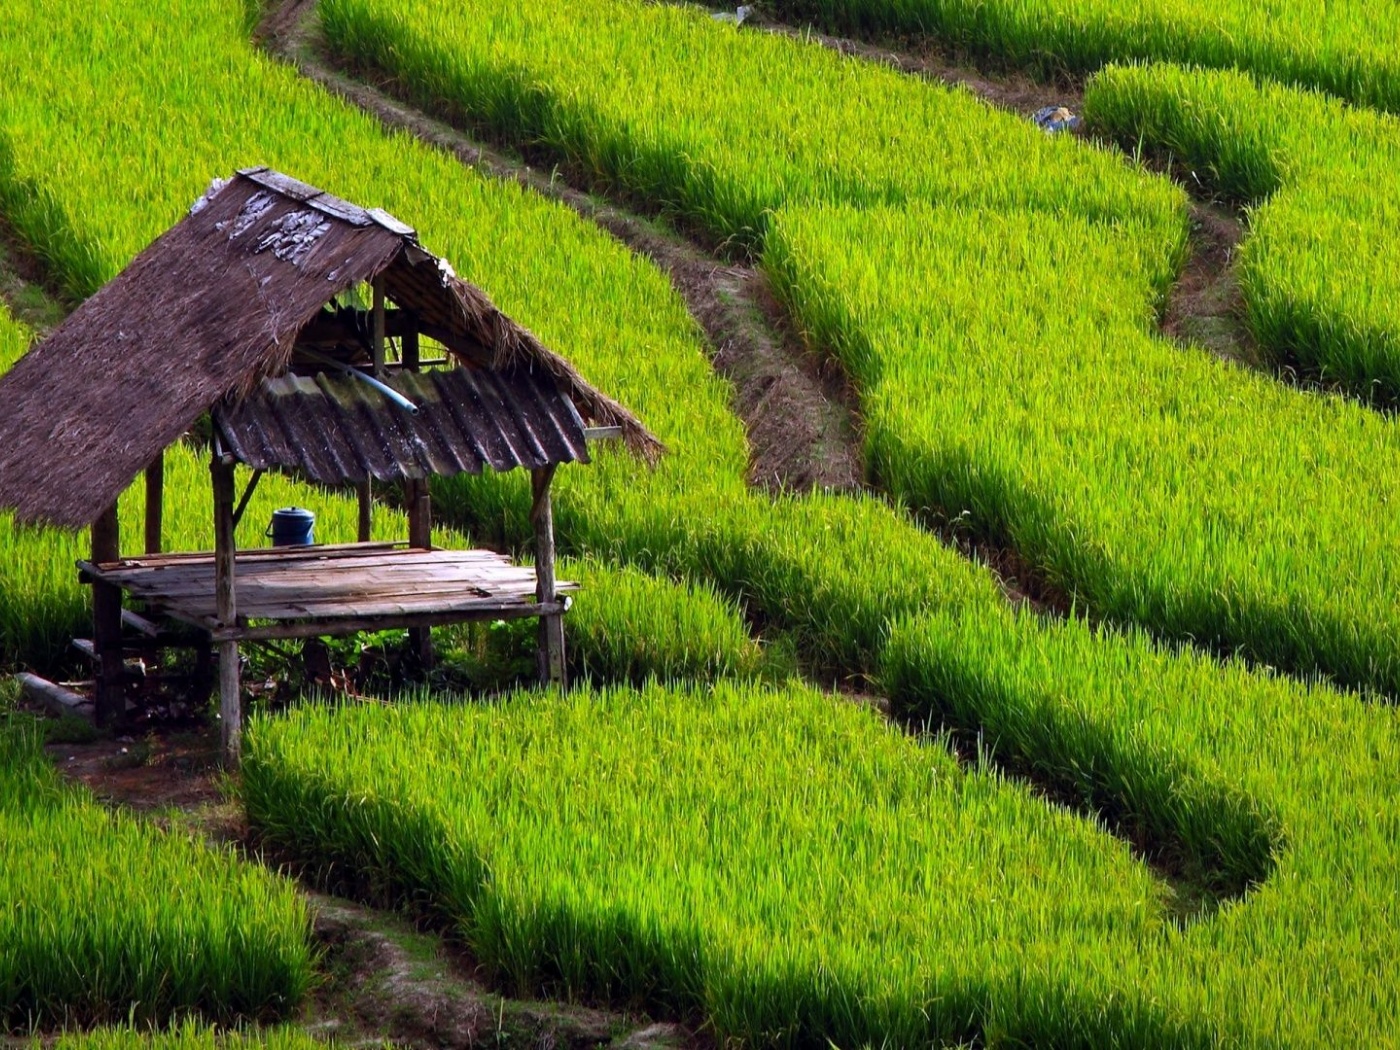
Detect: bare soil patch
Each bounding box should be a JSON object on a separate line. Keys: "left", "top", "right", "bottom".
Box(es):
{"left": 1161, "top": 202, "right": 1261, "bottom": 367}
{"left": 308, "top": 896, "right": 688, "bottom": 1050}
{"left": 45, "top": 732, "right": 225, "bottom": 813}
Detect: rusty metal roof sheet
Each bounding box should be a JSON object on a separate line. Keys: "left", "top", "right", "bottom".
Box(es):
{"left": 213, "top": 366, "right": 591, "bottom": 484}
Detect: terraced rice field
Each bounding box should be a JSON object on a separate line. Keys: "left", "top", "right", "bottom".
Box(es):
{"left": 764, "top": 0, "right": 1400, "bottom": 113}
{"left": 3, "top": 0, "right": 1400, "bottom": 1045}
{"left": 0, "top": 671, "right": 311, "bottom": 1026}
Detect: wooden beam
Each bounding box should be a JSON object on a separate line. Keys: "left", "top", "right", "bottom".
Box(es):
{"left": 402, "top": 319, "right": 420, "bottom": 372}
{"left": 530, "top": 465, "right": 566, "bottom": 687}
{"left": 144, "top": 452, "right": 164, "bottom": 555}
{"left": 212, "top": 455, "right": 241, "bottom": 768}
{"left": 121, "top": 608, "right": 160, "bottom": 639}
{"left": 231, "top": 468, "right": 264, "bottom": 530}
{"left": 17, "top": 673, "right": 92, "bottom": 720}
{"left": 90, "top": 501, "right": 125, "bottom": 727}
{"left": 371, "top": 275, "right": 386, "bottom": 374}
{"left": 207, "top": 600, "right": 568, "bottom": 643}
{"left": 91, "top": 501, "right": 120, "bottom": 566}
{"left": 356, "top": 479, "right": 373, "bottom": 543}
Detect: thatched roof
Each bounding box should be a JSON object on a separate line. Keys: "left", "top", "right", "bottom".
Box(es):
{"left": 0, "top": 168, "right": 661, "bottom": 528}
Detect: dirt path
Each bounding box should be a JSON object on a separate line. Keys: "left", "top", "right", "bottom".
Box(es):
{"left": 1160, "top": 202, "right": 1261, "bottom": 367}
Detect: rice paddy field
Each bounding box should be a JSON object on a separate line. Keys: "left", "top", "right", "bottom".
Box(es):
{"left": 3, "top": 0, "right": 1400, "bottom": 1045}
{"left": 766, "top": 0, "right": 1400, "bottom": 113}
{"left": 0, "top": 677, "right": 312, "bottom": 1027}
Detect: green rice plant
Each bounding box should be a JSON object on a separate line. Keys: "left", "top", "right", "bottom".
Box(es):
{"left": 766, "top": 198, "right": 1400, "bottom": 696}
{"left": 0, "top": 717, "right": 312, "bottom": 1027}
{"left": 317, "top": 0, "right": 1184, "bottom": 250}
{"left": 243, "top": 661, "right": 1400, "bottom": 1046}
{"left": 38, "top": 1022, "right": 326, "bottom": 1050}
{"left": 762, "top": 0, "right": 1400, "bottom": 116}
{"left": 245, "top": 683, "right": 1211, "bottom": 1047}
{"left": 561, "top": 560, "right": 762, "bottom": 684}
{"left": 12, "top": 0, "right": 1400, "bottom": 1043}
{"left": 0, "top": 0, "right": 1021, "bottom": 690}
{"left": 1087, "top": 61, "right": 1400, "bottom": 405}
{"left": 882, "top": 605, "right": 1400, "bottom": 1046}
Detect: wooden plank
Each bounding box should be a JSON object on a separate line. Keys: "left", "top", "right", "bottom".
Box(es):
{"left": 218, "top": 640, "right": 241, "bottom": 769}
{"left": 231, "top": 587, "right": 546, "bottom": 617}
{"left": 112, "top": 564, "right": 541, "bottom": 600}
{"left": 83, "top": 541, "right": 408, "bottom": 573}
{"left": 210, "top": 600, "right": 569, "bottom": 643}
{"left": 90, "top": 544, "right": 493, "bottom": 576}
{"left": 357, "top": 479, "right": 373, "bottom": 543}
{"left": 144, "top": 452, "right": 164, "bottom": 555}
{"left": 117, "top": 567, "right": 572, "bottom": 607}
{"left": 85, "top": 557, "right": 502, "bottom": 592}
{"left": 94, "top": 550, "right": 523, "bottom": 585}
{"left": 95, "top": 573, "right": 575, "bottom": 613}
{"left": 407, "top": 474, "right": 434, "bottom": 666}
{"left": 231, "top": 468, "right": 265, "bottom": 529}
{"left": 121, "top": 608, "right": 160, "bottom": 639}
{"left": 407, "top": 478, "right": 431, "bottom": 549}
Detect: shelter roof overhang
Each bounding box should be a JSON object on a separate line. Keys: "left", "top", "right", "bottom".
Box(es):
{"left": 0, "top": 168, "right": 660, "bottom": 528}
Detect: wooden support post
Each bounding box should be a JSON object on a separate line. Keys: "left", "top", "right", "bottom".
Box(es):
{"left": 144, "top": 451, "right": 164, "bottom": 555}
{"left": 211, "top": 455, "right": 241, "bottom": 768}
{"left": 530, "top": 465, "right": 566, "bottom": 687}
{"left": 357, "top": 478, "right": 373, "bottom": 543}
{"left": 402, "top": 322, "right": 419, "bottom": 372}
{"left": 407, "top": 476, "right": 434, "bottom": 667}
{"left": 371, "top": 275, "right": 386, "bottom": 374}
{"left": 407, "top": 478, "right": 432, "bottom": 549}
{"left": 91, "top": 501, "right": 125, "bottom": 727}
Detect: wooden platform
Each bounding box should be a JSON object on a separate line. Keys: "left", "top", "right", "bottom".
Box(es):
{"left": 79, "top": 542, "right": 575, "bottom": 643}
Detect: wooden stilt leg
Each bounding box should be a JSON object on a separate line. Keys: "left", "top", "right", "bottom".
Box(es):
{"left": 144, "top": 452, "right": 164, "bottom": 555}
{"left": 407, "top": 477, "right": 434, "bottom": 668}
{"left": 357, "top": 479, "right": 372, "bottom": 543}
{"left": 218, "top": 640, "right": 241, "bottom": 765}
{"left": 212, "top": 454, "right": 241, "bottom": 767}
{"left": 530, "top": 466, "right": 566, "bottom": 688}
{"left": 91, "top": 502, "right": 125, "bottom": 727}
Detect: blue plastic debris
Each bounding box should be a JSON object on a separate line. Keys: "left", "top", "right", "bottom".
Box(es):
{"left": 1032, "top": 105, "right": 1081, "bottom": 133}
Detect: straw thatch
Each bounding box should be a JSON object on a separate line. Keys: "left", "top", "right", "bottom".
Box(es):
{"left": 0, "top": 168, "right": 662, "bottom": 528}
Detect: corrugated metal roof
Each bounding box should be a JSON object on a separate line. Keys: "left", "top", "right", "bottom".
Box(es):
{"left": 213, "top": 366, "right": 591, "bottom": 484}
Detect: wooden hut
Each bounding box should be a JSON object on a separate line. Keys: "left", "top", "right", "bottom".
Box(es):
{"left": 0, "top": 168, "right": 660, "bottom": 765}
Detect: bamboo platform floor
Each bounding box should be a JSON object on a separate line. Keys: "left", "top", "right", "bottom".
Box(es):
{"left": 80, "top": 542, "right": 574, "bottom": 642}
